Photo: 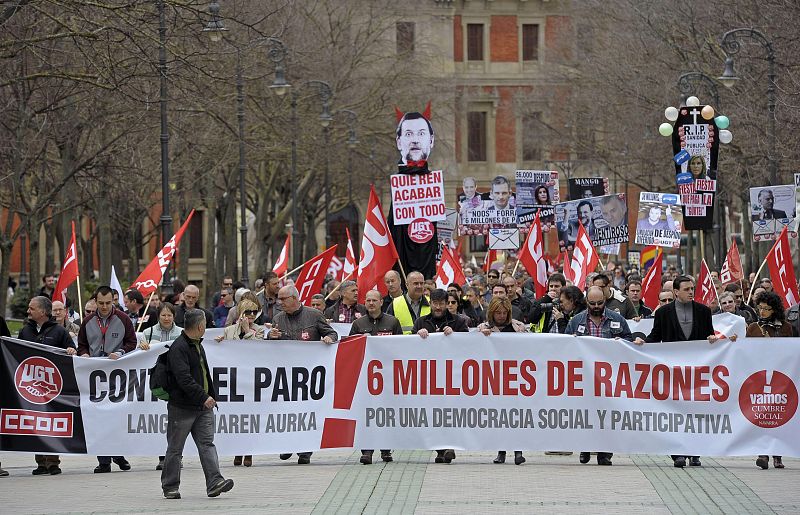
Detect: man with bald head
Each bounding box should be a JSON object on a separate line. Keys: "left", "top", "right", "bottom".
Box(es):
{"left": 268, "top": 285, "right": 338, "bottom": 465}
{"left": 382, "top": 270, "right": 405, "bottom": 313}
{"left": 175, "top": 284, "right": 214, "bottom": 328}
{"left": 387, "top": 271, "right": 430, "bottom": 334}
{"left": 349, "top": 289, "right": 402, "bottom": 465}
{"left": 565, "top": 285, "right": 633, "bottom": 467}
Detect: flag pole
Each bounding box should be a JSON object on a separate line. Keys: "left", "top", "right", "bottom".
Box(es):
{"left": 324, "top": 271, "right": 355, "bottom": 301}
{"left": 75, "top": 275, "right": 83, "bottom": 320}
{"left": 396, "top": 259, "right": 408, "bottom": 285}
{"left": 746, "top": 254, "right": 770, "bottom": 305}
{"left": 137, "top": 291, "right": 156, "bottom": 332}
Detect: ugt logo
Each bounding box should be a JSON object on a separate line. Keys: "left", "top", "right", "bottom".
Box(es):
{"left": 14, "top": 357, "right": 63, "bottom": 405}
{"left": 408, "top": 218, "right": 433, "bottom": 243}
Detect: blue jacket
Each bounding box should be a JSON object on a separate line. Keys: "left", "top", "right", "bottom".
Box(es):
{"left": 564, "top": 308, "right": 633, "bottom": 341}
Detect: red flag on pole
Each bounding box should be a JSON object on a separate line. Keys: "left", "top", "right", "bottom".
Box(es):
{"left": 766, "top": 227, "right": 800, "bottom": 308}
{"left": 641, "top": 248, "right": 662, "bottom": 310}
{"left": 272, "top": 234, "right": 290, "bottom": 276}
{"left": 434, "top": 245, "right": 466, "bottom": 289}
{"left": 483, "top": 248, "right": 498, "bottom": 274}
{"left": 564, "top": 223, "right": 598, "bottom": 292}
{"left": 517, "top": 211, "right": 548, "bottom": 298}
{"left": 696, "top": 259, "right": 718, "bottom": 307}
{"left": 343, "top": 227, "right": 357, "bottom": 281}
{"left": 720, "top": 238, "right": 744, "bottom": 286}
{"left": 295, "top": 246, "right": 338, "bottom": 306}
{"left": 54, "top": 221, "right": 79, "bottom": 304}
{"left": 357, "top": 186, "right": 400, "bottom": 303}
{"left": 131, "top": 210, "right": 195, "bottom": 296}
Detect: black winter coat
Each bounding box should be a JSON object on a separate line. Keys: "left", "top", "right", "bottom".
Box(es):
{"left": 166, "top": 331, "right": 217, "bottom": 410}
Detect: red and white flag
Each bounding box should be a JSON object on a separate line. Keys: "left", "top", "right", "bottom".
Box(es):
{"left": 357, "top": 186, "right": 400, "bottom": 303}
{"left": 720, "top": 238, "right": 744, "bottom": 286}
{"left": 766, "top": 227, "right": 800, "bottom": 308}
{"left": 564, "top": 223, "right": 598, "bottom": 292}
{"left": 343, "top": 227, "right": 357, "bottom": 281}
{"left": 641, "top": 248, "right": 662, "bottom": 310}
{"left": 517, "top": 211, "right": 547, "bottom": 298}
{"left": 53, "top": 221, "right": 79, "bottom": 304}
{"left": 296, "top": 246, "right": 338, "bottom": 306}
{"left": 483, "top": 248, "right": 499, "bottom": 274}
{"left": 131, "top": 210, "right": 195, "bottom": 296}
{"left": 328, "top": 254, "right": 343, "bottom": 280}
{"left": 272, "top": 234, "right": 290, "bottom": 276}
{"left": 696, "top": 258, "right": 718, "bottom": 307}
{"left": 434, "top": 245, "right": 466, "bottom": 289}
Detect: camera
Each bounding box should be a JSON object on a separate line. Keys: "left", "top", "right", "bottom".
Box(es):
{"left": 538, "top": 298, "right": 560, "bottom": 311}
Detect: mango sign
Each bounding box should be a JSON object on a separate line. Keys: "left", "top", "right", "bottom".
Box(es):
{"left": 390, "top": 170, "right": 446, "bottom": 225}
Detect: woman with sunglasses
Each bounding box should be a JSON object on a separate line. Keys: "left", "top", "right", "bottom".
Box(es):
{"left": 745, "top": 291, "right": 794, "bottom": 470}
{"left": 217, "top": 298, "right": 265, "bottom": 467}
{"left": 446, "top": 292, "right": 473, "bottom": 328}
{"left": 477, "top": 297, "right": 529, "bottom": 465}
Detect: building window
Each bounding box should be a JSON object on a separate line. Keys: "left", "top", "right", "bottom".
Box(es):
{"left": 189, "top": 212, "right": 204, "bottom": 259}
{"left": 522, "top": 113, "right": 542, "bottom": 161}
{"left": 467, "top": 111, "right": 487, "bottom": 162}
{"left": 522, "top": 24, "right": 539, "bottom": 61}
{"left": 469, "top": 235, "right": 488, "bottom": 253}
{"left": 396, "top": 22, "right": 415, "bottom": 54}
{"left": 467, "top": 24, "right": 484, "bottom": 61}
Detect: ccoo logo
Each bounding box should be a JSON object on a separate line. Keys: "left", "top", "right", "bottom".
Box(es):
{"left": 738, "top": 370, "right": 798, "bottom": 429}
{"left": 14, "top": 357, "right": 63, "bottom": 405}
{"left": 408, "top": 218, "right": 433, "bottom": 243}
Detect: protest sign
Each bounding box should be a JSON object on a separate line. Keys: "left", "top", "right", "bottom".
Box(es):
{"left": 635, "top": 192, "right": 683, "bottom": 248}
{"left": 459, "top": 174, "right": 518, "bottom": 238}
{"left": 568, "top": 177, "right": 609, "bottom": 200}
{"left": 555, "top": 194, "right": 629, "bottom": 251}
{"left": 390, "top": 170, "right": 446, "bottom": 225}
{"left": 515, "top": 170, "right": 558, "bottom": 232}
{"left": 672, "top": 105, "right": 719, "bottom": 229}
{"left": 750, "top": 185, "right": 797, "bottom": 241}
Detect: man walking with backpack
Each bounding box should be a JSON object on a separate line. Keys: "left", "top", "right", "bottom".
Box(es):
{"left": 161, "top": 308, "right": 234, "bottom": 499}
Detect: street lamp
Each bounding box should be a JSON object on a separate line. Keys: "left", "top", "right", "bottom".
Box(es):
{"left": 719, "top": 28, "right": 777, "bottom": 184}
{"left": 157, "top": 0, "right": 173, "bottom": 297}
{"left": 205, "top": 3, "right": 289, "bottom": 283}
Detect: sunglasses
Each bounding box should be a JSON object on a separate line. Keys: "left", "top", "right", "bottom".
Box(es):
{"left": 587, "top": 301, "right": 605, "bottom": 306}
{"left": 85, "top": 309, "right": 96, "bottom": 315}
{"left": 447, "top": 300, "right": 458, "bottom": 305}
{"left": 243, "top": 310, "right": 258, "bottom": 316}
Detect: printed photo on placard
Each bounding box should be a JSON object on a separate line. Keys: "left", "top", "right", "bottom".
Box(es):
{"left": 568, "top": 177, "right": 609, "bottom": 200}
{"left": 555, "top": 194, "right": 629, "bottom": 251}
{"left": 672, "top": 105, "right": 719, "bottom": 230}
{"left": 459, "top": 174, "right": 518, "bottom": 236}
{"left": 750, "top": 185, "right": 798, "bottom": 241}
{"left": 635, "top": 192, "right": 683, "bottom": 248}
{"left": 515, "top": 170, "right": 558, "bottom": 231}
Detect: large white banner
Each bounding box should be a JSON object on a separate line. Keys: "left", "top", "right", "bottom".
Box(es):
{"left": 2, "top": 316, "right": 798, "bottom": 457}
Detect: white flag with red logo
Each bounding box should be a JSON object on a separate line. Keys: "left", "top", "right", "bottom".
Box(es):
{"left": 131, "top": 210, "right": 195, "bottom": 296}
{"left": 696, "top": 259, "right": 718, "bottom": 307}
{"left": 343, "top": 227, "right": 357, "bottom": 281}
{"left": 641, "top": 249, "right": 662, "bottom": 310}
{"left": 53, "top": 221, "right": 79, "bottom": 304}
{"left": 434, "top": 245, "right": 466, "bottom": 290}
{"left": 328, "top": 254, "right": 343, "bottom": 280}
{"left": 766, "top": 227, "right": 800, "bottom": 308}
{"left": 357, "top": 186, "right": 400, "bottom": 303}
{"left": 564, "top": 223, "right": 598, "bottom": 292}
{"left": 272, "top": 234, "right": 290, "bottom": 276}
{"left": 720, "top": 238, "right": 744, "bottom": 286}
{"left": 295, "top": 245, "right": 338, "bottom": 306}
{"left": 517, "top": 211, "right": 547, "bottom": 298}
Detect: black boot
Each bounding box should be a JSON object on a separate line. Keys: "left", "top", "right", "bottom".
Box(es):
{"left": 493, "top": 451, "right": 506, "bottom": 464}
{"left": 514, "top": 451, "right": 526, "bottom": 465}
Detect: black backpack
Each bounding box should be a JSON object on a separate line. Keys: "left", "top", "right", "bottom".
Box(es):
{"left": 149, "top": 345, "right": 172, "bottom": 401}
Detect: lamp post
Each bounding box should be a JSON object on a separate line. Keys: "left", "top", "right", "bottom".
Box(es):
{"left": 719, "top": 28, "right": 777, "bottom": 185}
{"left": 204, "top": 2, "right": 289, "bottom": 279}
{"left": 157, "top": 0, "right": 173, "bottom": 296}
{"left": 676, "top": 72, "right": 725, "bottom": 270}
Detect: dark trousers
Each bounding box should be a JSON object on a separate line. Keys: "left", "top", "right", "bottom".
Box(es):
{"left": 361, "top": 449, "right": 391, "bottom": 454}
{"left": 35, "top": 455, "right": 60, "bottom": 467}
{"left": 671, "top": 455, "right": 699, "bottom": 460}
{"left": 97, "top": 456, "right": 125, "bottom": 465}
{"left": 161, "top": 404, "right": 223, "bottom": 493}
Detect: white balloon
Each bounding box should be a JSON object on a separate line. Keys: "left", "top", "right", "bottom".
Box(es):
{"left": 665, "top": 106, "right": 679, "bottom": 122}
{"left": 686, "top": 96, "right": 700, "bottom": 107}
{"left": 719, "top": 130, "right": 733, "bottom": 144}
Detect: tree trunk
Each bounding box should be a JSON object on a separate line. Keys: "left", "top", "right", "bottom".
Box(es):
{"left": 96, "top": 197, "right": 112, "bottom": 284}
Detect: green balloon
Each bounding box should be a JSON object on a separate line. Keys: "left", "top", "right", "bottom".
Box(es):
{"left": 714, "top": 115, "right": 730, "bottom": 129}
{"left": 658, "top": 123, "right": 673, "bottom": 137}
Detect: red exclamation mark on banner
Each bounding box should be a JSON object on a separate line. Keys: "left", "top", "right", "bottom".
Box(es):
{"left": 320, "top": 335, "right": 367, "bottom": 448}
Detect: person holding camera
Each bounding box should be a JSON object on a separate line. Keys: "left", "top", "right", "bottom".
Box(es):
{"left": 551, "top": 286, "right": 587, "bottom": 334}
{"left": 528, "top": 273, "right": 566, "bottom": 333}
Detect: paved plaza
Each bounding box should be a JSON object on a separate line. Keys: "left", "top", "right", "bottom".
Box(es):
{"left": 0, "top": 450, "right": 798, "bottom": 514}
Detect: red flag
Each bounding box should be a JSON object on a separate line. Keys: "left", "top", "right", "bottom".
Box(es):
{"left": 132, "top": 210, "right": 195, "bottom": 295}
{"left": 357, "top": 186, "right": 400, "bottom": 303}
{"left": 53, "top": 221, "right": 79, "bottom": 304}
{"left": 434, "top": 245, "right": 466, "bottom": 289}
{"left": 720, "top": 238, "right": 743, "bottom": 286}
{"left": 766, "top": 227, "right": 800, "bottom": 308}
{"left": 564, "top": 223, "right": 598, "bottom": 292}
{"left": 343, "top": 227, "right": 357, "bottom": 281}
{"left": 641, "top": 248, "right": 662, "bottom": 310}
{"left": 518, "top": 212, "right": 548, "bottom": 298}
{"left": 272, "top": 234, "right": 290, "bottom": 276}
{"left": 483, "top": 248, "right": 498, "bottom": 274}
{"left": 696, "top": 259, "right": 717, "bottom": 307}
{"left": 295, "top": 246, "right": 338, "bottom": 306}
